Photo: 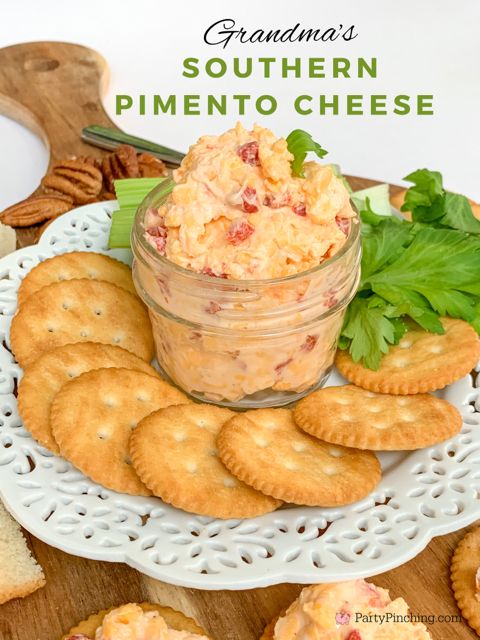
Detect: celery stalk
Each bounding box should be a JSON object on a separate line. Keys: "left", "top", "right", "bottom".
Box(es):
{"left": 351, "top": 184, "right": 392, "bottom": 216}
{"left": 114, "top": 178, "right": 165, "bottom": 208}
{"left": 108, "top": 210, "right": 137, "bottom": 248}
{"left": 108, "top": 177, "right": 166, "bottom": 248}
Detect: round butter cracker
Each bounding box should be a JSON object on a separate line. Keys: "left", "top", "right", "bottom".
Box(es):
{"left": 218, "top": 408, "right": 381, "bottom": 506}
{"left": 451, "top": 528, "right": 480, "bottom": 635}
{"left": 63, "top": 602, "right": 209, "bottom": 639}
{"left": 130, "top": 404, "right": 281, "bottom": 519}
{"left": 18, "top": 342, "right": 158, "bottom": 454}
{"left": 295, "top": 385, "right": 463, "bottom": 450}
{"left": 10, "top": 278, "right": 154, "bottom": 368}
{"left": 336, "top": 318, "right": 480, "bottom": 395}
{"left": 51, "top": 367, "right": 190, "bottom": 496}
{"left": 18, "top": 251, "right": 136, "bottom": 306}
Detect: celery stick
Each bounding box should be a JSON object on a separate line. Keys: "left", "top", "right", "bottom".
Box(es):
{"left": 108, "top": 177, "right": 169, "bottom": 249}
{"left": 351, "top": 183, "right": 392, "bottom": 216}
{"left": 108, "top": 210, "right": 137, "bottom": 248}
{"left": 114, "top": 178, "right": 165, "bottom": 208}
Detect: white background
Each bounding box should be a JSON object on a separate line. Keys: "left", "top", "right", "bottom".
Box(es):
{"left": 1, "top": 0, "right": 479, "bottom": 210}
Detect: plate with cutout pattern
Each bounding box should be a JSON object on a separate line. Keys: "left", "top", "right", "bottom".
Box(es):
{"left": 0, "top": 202, "right": 479, "bottom": 590}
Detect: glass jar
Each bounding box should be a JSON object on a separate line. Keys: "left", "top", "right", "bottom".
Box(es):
{"left": 131, "top": 180, "right": 361, "bottom": 408}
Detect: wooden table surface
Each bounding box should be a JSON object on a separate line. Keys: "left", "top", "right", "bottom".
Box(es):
{"left": 1, "top": 525, "right": 476, "bottom": 640}
{"left": 0, "top": 41, "right": 478, "bottom": 640}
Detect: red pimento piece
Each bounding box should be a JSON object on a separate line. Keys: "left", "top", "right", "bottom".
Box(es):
{"left": 324, "top": 288, "right": 338, "bottom": 309}
{"left": 153, "top": 236, "right": 166, "bottom": 253}
{"left": 241, "top": 186, "right": 259, "bottom": 213}
{"left": 359, "top": 581, "right": 384, "bottom": 608}
{"left": 264, "top": 192, "right": 291, "bottom": 208}
{"left": 156, "top": 276, "right": 171, "bottom": 302}
{"left": 301, "top": 335, "right": 318, "bottom": 352}
{"left": 237, "top": 141, "right": 260, "bottom": 166}
{"left": 147, "top": 223, "right": 168, "bottom": 254}
{"left": 335, "top": 215, "right": 350, "bottom": 235}
{"left": 202, "top": 267, "right": 228, "bottom": 279}
{"left": 226, "top": 219, "right": 255, "bottom": 245}
{"left": 147, "top": 224, "right": 166, "bottom": 237}
{"left": 275, "top": 357, "right": 293, "bottom": 374}
{"left": 293, "top": 203, "right": 307, "bottom": 217}
{"left": 206, "top": 301, "right": 222, "bottom": 314}
{"left": 346, "top": 632, "right": 362, "bottom": 640}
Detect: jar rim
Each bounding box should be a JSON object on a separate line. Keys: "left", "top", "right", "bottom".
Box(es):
{"left": 132, "top": 177, "right": 361, "bottom": 286}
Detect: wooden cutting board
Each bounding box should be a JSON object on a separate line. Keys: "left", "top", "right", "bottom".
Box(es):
{"left": 0, "top": 41, "right": 477, "bottom": 640}
{"left": 0, "top": 41, "right": 117, "bottom": 247}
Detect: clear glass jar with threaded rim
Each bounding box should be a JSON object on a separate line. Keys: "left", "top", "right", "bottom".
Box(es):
{"left": 131, "top": 180, "right": 361, "bottom": 408}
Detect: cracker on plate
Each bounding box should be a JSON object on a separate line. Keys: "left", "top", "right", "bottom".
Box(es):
{"left": 130, "top": 404, "right": 281, "bottom": 519}
{"left": 295, "top": 385, "right": 462, "bottom": 450}
{"left": 18, "top": 251, "right": 136, "bottom": 305}
{"left": 217, "top": 408, "right": 381, "bottom": 506}
{"left": 63, "top": 602, "right": 209, "bottom": 639}
{"left": 336, "top": 318, "right": 480, "bottom": 395}
{"left": 10, "top": 278, "right": 154, "bottom": 368}
{"left": 18, "top": 342, "right": 158, "bottom": 454}
{"left": 50, "top": 367, "right": 190, "bottom": 496}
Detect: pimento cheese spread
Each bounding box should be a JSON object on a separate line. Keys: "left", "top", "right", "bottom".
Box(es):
{"left": 66, "top": 603, "right": 209, "bottom": 640}
{"left": 137, "top": 123, "right": 360, "bottom": 403}
{"left": 145, "top": 122, "right": 354, "bottom": 280}
{"left": 274, "top": 580, "right": 431, "bottom": 639}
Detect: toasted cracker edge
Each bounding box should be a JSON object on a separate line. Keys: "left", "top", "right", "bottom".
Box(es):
{"left": 62, "top": 603, "right": 209, "bottom": 639}
{"left": 451, "top": 528, "right": 480, "bottom": 635}
{"left": 18, "top": 251, "right": 135, "bottom": 306}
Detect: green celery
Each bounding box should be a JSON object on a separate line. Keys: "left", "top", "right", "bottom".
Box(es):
{"left": 114, "top": 178, "right": 165, "bottom": 208}
{"left": 351, "top": 183, "right": 392, "bottom": 217}
{"left": 108, "top": 177, "right": 166, "bottom": 249}
{"left": 108, "top": 210, "right": 137, "bottom": 248}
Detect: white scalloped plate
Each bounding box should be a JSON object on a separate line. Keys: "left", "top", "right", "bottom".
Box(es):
{"left": 0, "top": 202, "right": 479, "bottom": 590}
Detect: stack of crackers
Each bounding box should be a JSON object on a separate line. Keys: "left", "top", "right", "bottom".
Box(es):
{"left": 10, "top": 251, "right": 479, "bottom": 520}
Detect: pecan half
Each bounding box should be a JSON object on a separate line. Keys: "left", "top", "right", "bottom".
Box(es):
{"left": 0, "top": 194, "right": 73, "bottom": 227}
{"left": 137, "top": 152, "right": 168, "bottom": 178}
{"left": 101, "top": 156, "right": 118, "bottom": 193}
{"left": 115, "top": 144, "right": 139, "bottom": 176}
{"left": 102, "top": 144, "right": 140, "bottom": 191}
{"left": 42, "top": 159, "right": 103, "bottom": 204}
{"left": 99, "top": 191, "right": 116, "bottom": 201}
{"left": 74, "top": 155, "right": 101, "bottom": 170}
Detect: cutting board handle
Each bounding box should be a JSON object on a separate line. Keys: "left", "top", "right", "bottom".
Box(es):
{"left": 0, "top": 41, "right": 117, "bottom": 168}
